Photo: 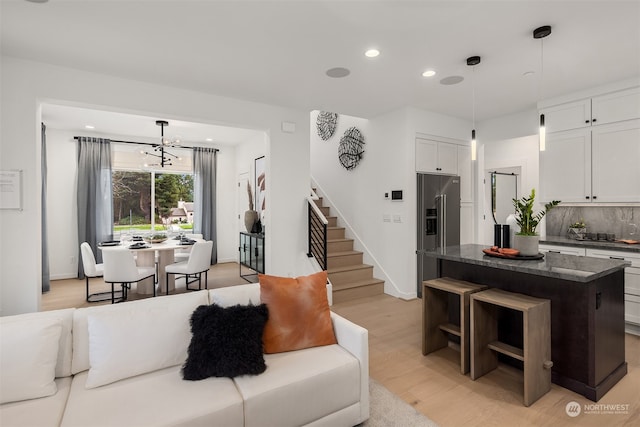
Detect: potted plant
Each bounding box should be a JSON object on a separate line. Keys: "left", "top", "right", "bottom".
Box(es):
{"left": 512, "top": 189, "right": 560, "bottom": 255}
{"left": 244, "top": 182, "right": 259, "bottom": 233}
{"left": 567, "top": 219, "right": 587, "bottom": 240}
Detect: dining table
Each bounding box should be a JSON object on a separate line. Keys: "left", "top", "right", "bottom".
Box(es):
{"left": 98, "top": 238, "right": 198, "bottom": 295}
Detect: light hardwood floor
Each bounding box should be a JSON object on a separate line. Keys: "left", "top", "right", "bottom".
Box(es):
{"left": 42, "top": 272, "right": 639, "bottom": 426}
{"left": 332, "top": 294, "right": 640, "bottom": 427}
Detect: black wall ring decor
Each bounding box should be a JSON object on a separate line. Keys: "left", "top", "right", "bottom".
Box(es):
{"left": 338, "top": 127, "right": 365, "bottom": 170}
{"left": 316, "top": 111, "right": 338, "bottom": 141}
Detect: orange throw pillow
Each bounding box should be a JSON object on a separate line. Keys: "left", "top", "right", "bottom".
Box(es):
{"left": 259, "top": 271, "right": 337, "bottom": 354}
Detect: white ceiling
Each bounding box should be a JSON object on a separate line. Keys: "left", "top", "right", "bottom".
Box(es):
{"left": 3, "top": 0, "right": 640, "bottom": 141}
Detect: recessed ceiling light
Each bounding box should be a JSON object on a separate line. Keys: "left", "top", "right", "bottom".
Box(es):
{"left": 422, "top": 70, "right": 436, "bottom": 77}
{"left": 326, "top": 67, "right": 351, "bottom": 78}
{"left": 365, "top": 49, "right": 380, "bottom": 58}
{"left": 205, "top": 138, "right": 213, "bottom": 142}
{"left": 25, "top": 0, "right": 49, "bottom": 3}
{"left": 85, "top": 125, "right": 95, "bottom": 129}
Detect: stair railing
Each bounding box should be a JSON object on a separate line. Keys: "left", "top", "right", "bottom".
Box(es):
{"left": 307, "top": 189, "right": 328, "bottom": 270}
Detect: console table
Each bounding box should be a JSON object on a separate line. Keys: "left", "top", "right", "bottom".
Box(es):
{"left": 239, "top": 232, "right": 264, "bottom": 281}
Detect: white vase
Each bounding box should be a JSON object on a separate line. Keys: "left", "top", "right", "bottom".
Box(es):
{"left": 244, "top": 210, "right": 258, "bottom": 233}
{"left": 513, "top": 234, "right": 539, "bottom": 256}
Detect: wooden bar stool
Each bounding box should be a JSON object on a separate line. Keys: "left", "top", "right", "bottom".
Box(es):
{"left": 422, "top": 277, "right": 488, "bottom": 374}
{"left": 470, "top": 288, "right": 553, "bottom": 406}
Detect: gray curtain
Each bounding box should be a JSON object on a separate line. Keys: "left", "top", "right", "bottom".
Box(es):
{"left": 41, "top": 123, "right": 50, "bottom": 292}
{"left": 193, "top": 147, "right": 217, "bottom": 264}
{"left": 77, "top": 137, "right": 113, "bottom": 278}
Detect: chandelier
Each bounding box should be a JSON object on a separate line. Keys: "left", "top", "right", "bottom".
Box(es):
{"left": 142, "top": 120, "right": 181, "bottom": 167}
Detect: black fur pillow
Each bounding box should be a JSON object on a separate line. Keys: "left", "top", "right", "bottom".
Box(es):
{"left": 182, "top": 303, "right": 269, "bottom": 380}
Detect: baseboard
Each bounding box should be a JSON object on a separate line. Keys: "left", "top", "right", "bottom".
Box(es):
{"left": 51, "top": 273, "right": 77, "bottom": 281}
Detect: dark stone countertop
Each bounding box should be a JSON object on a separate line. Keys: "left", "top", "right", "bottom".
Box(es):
{"left": 541, "top": 236, "right": 640, "bottom": 254}
{"left": 423, "top": 244, "right": 630, "bottom": 283}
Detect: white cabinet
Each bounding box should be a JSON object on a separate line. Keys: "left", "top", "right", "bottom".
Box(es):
{"left": 540, "top": 119, "right": 640, "bottom": 203}
{"left": 591, "top": 87, "right": 640, "bottom": 126}
{"left": 542, "top": 99, "right": 591, "bottom": 133}
{"left": 541, "top": 87, "right": 640, "bottom": 133}
{"left": 540, "top": 128, "right": 591, "bottom": 203}
{"left": 457, "top": 145, "right": 473, "bottom": 203}
{"left": 591, "top": 120, "right": 640, "bottom": 202}
{"left": 586, "top": 248, "right": 640, "bottom": 330}
{"left": 539, "top": 244, "right": 586, "bottom": 257}
{"left": 416, "top": 138, "right": 458, "bottom": 175}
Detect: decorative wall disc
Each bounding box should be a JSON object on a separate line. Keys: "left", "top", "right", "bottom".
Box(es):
{"left": 338, "top": 127, "right": 365, "bottom": 170}
{"left": 316, "top": 111, "right": 338, "bottom": 141}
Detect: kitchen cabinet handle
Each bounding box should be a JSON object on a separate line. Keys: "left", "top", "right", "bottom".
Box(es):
{"left": 585, "top": 196, "right": 590, "bottom": 199}
{"left": 609, "top": 256, "right": 625, "bottom": 260}
{"left": 592, "top": 118, "right": 597, "bottom": 123}
{"left": 592, "top": 196, "right": 597, "bottom": 200}
{"left": 549, "top": 250, "right": 561, "bottom": 253}
{"left": 585, "top": 120, "right": 590, "bottom": 123}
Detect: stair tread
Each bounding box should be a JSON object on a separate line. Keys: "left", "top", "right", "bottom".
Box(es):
{"left": 327, "top": 250, "right": 362, "bottom": 258}
{"left": 332, "top": 278, "right": 385, "bottom": 291}
{"left": 328, "top": 226, "right": 345, "bottom": 230}
{"left": 327, "top": 263, "right": 372, "bottom": 273}
{"left": 327, "top": 238, "right": 353, "bottom": 243}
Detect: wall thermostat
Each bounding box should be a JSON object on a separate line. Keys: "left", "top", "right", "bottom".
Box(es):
{"left": 391, "top": 190, "right": 403, "bottom": 201}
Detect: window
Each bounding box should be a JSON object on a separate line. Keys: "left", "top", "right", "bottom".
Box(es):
{"left": 111, "top": 145, "right": 194, "bottom": 239}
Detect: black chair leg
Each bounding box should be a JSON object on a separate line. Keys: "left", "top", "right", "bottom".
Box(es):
{"left": 111, "top": 283, "right": 115, "bottom": 304}
{"left": 86, "top": 276, "right": 90, "bottom": 302}
{"left": 205, "top": 270, "right": 208, "bottom": 290}
{"left": 166, "top": 273, "right": 169, "bottom": 296}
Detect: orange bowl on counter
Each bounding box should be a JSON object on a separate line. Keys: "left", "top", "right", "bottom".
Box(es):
{"left": 498, "top": 248, "right": 520, "bottom": 256}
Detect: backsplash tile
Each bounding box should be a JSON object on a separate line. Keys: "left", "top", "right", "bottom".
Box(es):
{"left": 546, "top": 206, "right": 640, "bottom": 239}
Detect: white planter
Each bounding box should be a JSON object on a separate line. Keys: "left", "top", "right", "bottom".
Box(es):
{"left": 244, "top": 210, "right": 258, "bottom": 233}
{"left": 513, "top": 234, "right": 540, "bottom": 256}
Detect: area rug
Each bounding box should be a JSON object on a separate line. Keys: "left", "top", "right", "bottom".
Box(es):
{"left": 360, "top": 379, "right": 439, "bottom": 427}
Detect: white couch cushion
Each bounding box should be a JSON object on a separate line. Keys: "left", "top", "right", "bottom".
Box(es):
{"left": 0, "top": 377, "right": 72, "bottom": 427}
{"left": 60, "top": 366, "right": 243, "bottom": 427}
{"left": 0, "top": 317, "right": 62, "bottom": 404}
{"left": 0, "top": 308, "right": 74, "bottom": 378}
{"left": 209, "top": 283, "right": 260, "bottom": 307}
{"left": 233, "top": 344, "right": 360, "bottom": 427}
{"left": 72, "top": 290, "right": 209, "bottom": 376}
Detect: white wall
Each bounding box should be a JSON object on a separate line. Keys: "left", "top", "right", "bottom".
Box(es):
{"left": 0, "top": 56, "right": 310, "bottom": 316}
{"left": 46, "top": 129, "right": 78, "bottom": 280}
{"left": 311, "top": 107, "right": 471, "bottom": 299}
{"left": 476, "top": 108, "right": 541, "bottom": 245}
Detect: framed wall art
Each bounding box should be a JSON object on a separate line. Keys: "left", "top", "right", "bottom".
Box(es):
{"left": 0, "top": 170, "right": 23, "bottom": 210}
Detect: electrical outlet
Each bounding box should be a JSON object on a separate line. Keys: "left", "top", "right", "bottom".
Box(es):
{"left": 393, "top": 215, "right": 401, "bottom": 223}
{"left": 383, "top": 214, "right": 391, "bottom": 222}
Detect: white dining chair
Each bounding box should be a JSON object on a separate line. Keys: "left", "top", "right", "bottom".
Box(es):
{"left": 80, "top": 242, "right": 110, "bottom": 303}
{"left": 102, "top": 249, "right": 156, "bottom": 303}
{"left": 174, "top": 233, "right": 204, "bottom": 262}
{"left": 165, "top": 240, "right": 213, "bottom": 294}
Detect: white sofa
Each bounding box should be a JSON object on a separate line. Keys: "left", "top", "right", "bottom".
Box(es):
{"left": 0, "top": 284, "right": 369, "bottom": 427}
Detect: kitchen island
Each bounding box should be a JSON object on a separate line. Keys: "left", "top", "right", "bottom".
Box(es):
{"left": 424, "top": 244, "right": 629, "bottom": 401}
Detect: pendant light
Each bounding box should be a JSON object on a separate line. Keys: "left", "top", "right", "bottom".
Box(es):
{"left": 142, "top": 120, "right": 181, "bottom": 168}
{"left": 534, "top": 25, "right": 552, "bottom": 151}
{"left": 467, "top": 55, "right": 481, "bottom": 161}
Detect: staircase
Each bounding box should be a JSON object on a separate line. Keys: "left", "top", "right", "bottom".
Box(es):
{"left": 312, "top": 196, "right": 384, "bottom": 303}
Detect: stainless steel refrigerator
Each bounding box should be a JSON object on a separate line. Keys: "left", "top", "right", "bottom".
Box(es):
{"left": 416, "top": 173, "right": 461, "bottom": 297}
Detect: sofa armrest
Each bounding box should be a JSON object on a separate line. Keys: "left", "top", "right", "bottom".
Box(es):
{"left": 330, "top": 311, "right": 369, "bottom": 423}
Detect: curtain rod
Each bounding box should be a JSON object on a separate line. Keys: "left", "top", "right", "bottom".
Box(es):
{"left": 73, "top": 136, "right": 219, "bottom": 152}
